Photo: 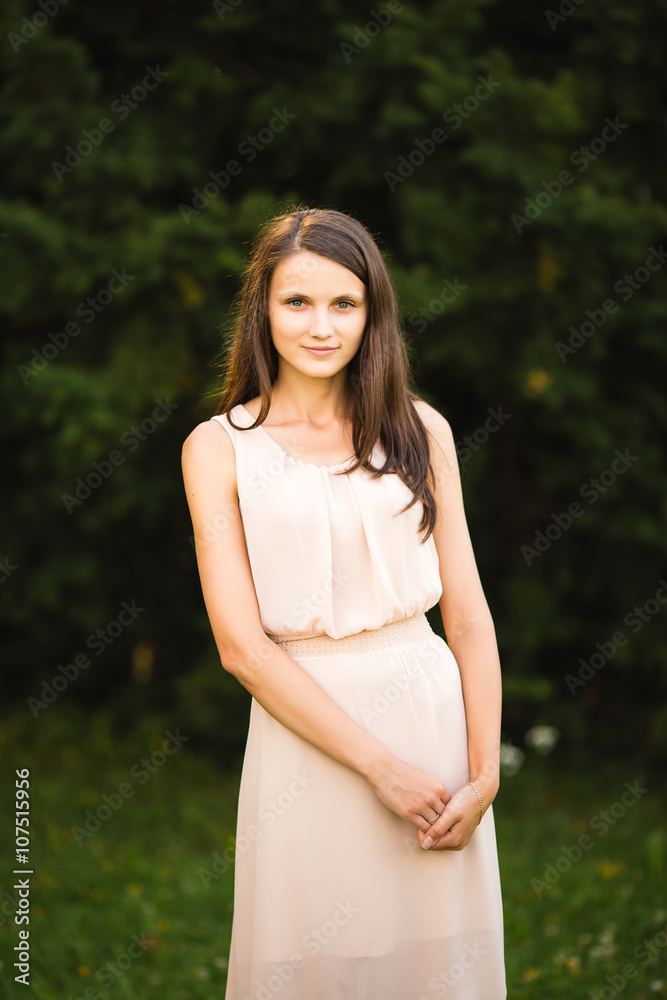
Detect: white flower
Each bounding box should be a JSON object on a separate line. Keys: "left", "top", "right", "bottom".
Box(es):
{"left": 499, "top": 741, "right": 525, "bottom": 775}
{"left": 525, "top": 725, "right": 560, "bottom": 755}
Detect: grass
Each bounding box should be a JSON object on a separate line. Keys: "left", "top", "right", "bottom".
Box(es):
{"left": 497, "top": 760, "right": 666, "bottom": 997}
{"left": 0, "top": 706, "right": 665, "bottom": 999}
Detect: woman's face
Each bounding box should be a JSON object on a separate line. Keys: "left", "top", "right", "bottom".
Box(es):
{"left": 267, "top": 251, "right": 367, "bottom": 383}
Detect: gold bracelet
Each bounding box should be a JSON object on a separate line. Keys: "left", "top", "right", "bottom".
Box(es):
{"left": 468, "top": 781, "right": 484, "bottom": 824}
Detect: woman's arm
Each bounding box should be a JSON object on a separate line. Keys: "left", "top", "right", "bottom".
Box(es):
{"left": 181, "top": 418, "right": 453, "bottom": 835}
{"left": 412, "top": 400, "right": 502, "bottom": 850}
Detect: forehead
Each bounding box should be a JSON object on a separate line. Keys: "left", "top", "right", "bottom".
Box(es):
{"left": 270, "top": 252, "right": 365, "bottom": 295}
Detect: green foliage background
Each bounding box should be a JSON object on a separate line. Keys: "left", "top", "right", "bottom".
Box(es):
{"left": 2, "top": 0, "right": 667, "bottom": 764}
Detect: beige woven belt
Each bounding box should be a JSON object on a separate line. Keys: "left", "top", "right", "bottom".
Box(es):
{"left": 266, "top": 612, "right": 435, "bottom": 657}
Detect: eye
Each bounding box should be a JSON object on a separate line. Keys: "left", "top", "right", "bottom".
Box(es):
{"left": 337, "top": 300, "right": 356, "bottom": 310}
{"left": 286, "top": 297, "right": 305, "bottom": 308}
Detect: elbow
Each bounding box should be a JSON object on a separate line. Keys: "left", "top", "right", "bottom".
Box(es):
{"left": 217, "top": 632, "right": 276, "bottom": 686}
{"left": 219, "top": 650, "right": 243, "bottom": 680}
{"left": 444, "top": 608, "right": 495, "bottom": 643}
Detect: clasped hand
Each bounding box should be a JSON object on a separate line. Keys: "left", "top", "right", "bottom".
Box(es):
{"left": 366, "top": 755, "right": 482, "bottom": 851}
{"left": 417, "top": 782, "right": 482, "bottom": 851}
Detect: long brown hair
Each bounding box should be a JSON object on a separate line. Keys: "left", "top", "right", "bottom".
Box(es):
{"left": 213, "top": 205, "right": 438, "bottom": 541}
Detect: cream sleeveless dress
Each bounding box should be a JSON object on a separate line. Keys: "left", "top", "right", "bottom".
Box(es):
{"left": 211, "top": 403, "right": 506, "bottom": 1000}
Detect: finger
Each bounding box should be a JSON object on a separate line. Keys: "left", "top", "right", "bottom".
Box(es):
{"left": 420, "top": 807, "right": 459, "bottom": 849}
{"left": 414, "top": 801, "right": 446, "bottom": 832}
{"left": 416, "top": 793, "right": 448, "bottom": 828}
{"left": 429, "top": 830, "right": 469, "bottom": 851}
{"left": 410, "top": 784, "right": 450, "bottom": 831}
{"left": 421, "top": 805, "right": 481, "bottom": 850}
{"left": 432, "top": 821, "right": 462, "bottom": 845}
{"left": 414, "top": 813, "right": 437, "bottom": 834}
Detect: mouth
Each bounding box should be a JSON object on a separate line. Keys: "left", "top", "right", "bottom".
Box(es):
{"left": 303, "top": 346, "right": 338, "bottom": 356}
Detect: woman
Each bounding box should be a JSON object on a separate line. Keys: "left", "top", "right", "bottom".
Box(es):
{"left": 182, "top": 206, "right": 506, "bottom": 999}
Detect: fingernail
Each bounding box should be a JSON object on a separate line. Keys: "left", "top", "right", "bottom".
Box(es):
{"left": 422, "top": 835, "right": 434, "bottom": 849}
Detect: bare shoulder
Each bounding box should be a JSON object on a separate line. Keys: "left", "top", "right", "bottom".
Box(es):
{"left": 181, "top": 417, "right": 236, "bottom": 486}
{"left": 412, "top": 398, "right": 452, "bottom": 436}
{"left": 182, "top": 416, "right": 229, "bottom": 454}
{"left": 411, "top": 398, "right": 457, "bottom": 466}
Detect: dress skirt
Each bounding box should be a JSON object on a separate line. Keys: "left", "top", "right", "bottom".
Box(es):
{"left": 223, "top": 613, "right": 506, "bottom": 1000}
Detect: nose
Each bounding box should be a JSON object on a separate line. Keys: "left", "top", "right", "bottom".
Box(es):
{"left": 309, "top": 306, "right": 335, "bottom": 338}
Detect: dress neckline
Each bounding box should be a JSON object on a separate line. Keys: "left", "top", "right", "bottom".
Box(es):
{"left": 237, "top": 403, "right": 357, "bottom": 472}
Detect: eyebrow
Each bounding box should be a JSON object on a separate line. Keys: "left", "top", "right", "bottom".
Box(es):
{"left": 274, "top": 290, "right": 366, "bottom": 301}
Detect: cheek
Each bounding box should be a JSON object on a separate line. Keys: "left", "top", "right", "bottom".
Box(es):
{"left": 350, "top": 312, "right": 367, "bottom": 344}
{"left": 268, "top": 307, "right": 293, "bottom": 337}
{"left": 269, "top": 314, "right": 307, "bottom": 354}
